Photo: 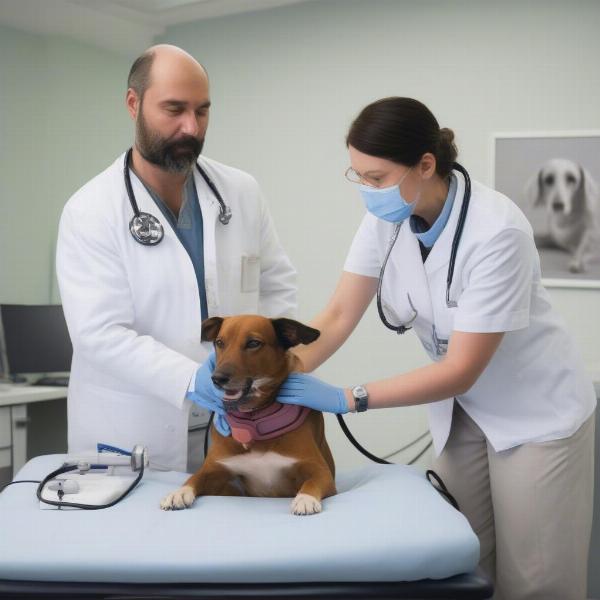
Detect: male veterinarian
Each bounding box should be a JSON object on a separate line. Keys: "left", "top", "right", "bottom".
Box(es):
{"left": 57, "top": 44, "right": 296, "bottom": 472}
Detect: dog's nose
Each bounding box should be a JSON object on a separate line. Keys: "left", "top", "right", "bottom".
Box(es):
{"left": 552, "top": 201, "right": 564, "bottom": 212}
{"left": 211, "top": 371, "right": 231, "bottom": 388}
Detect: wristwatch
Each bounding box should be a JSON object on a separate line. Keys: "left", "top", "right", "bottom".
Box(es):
{"left": 351, "top": 385, "right": 369, "bottom": 413}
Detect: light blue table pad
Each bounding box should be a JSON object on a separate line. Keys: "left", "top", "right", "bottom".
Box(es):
{"left": 0, "top": 454, "right": 479, "bottom": 584}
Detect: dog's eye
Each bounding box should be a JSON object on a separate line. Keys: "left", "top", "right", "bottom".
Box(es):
{"left": 214, "top": 339, "right": 225, "bottom": 349}
{"left": 245, "top": 339, "right": 263, "bottom": 349}
{"left": 543, "top": 174, "right": 555, "bottom": 186}
{"left": 566, "top": 173, "right": 577, "bottom": 185}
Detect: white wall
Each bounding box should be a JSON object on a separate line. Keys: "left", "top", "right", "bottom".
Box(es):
{"left": 160, "top": 0, "right": 600, "bottom": 468}
{"left": 0, "top": 24, "right": 132, "bottom": 306}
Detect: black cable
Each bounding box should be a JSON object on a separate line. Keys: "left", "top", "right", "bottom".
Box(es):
{"left": 336, "top": 414, "right": 392, "bottom": 465}
{"left": 336, "top": 415, "right": 459, "bottom": 510}
{"left": 203, "top": 411, "right": 215, "bottom": 458}
{"left": 36, "top": 462, "right": 144, "bottom": 510}
{"left": 407, "top": 439, "right": 433, "bottom": 466}
{"left": 1, "top": 480, "right": 40, "bottom": 493}
{"left": 380, "top": 430, "right": 431, "bottom": 460}
{"left": 426, "top": 469, "right": 460, "bottom": 511}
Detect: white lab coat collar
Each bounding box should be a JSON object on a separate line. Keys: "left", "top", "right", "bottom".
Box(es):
{"left": 422, "top": 168, "right": 467, "bottom": 279}
{"left": 193, "top": 160, "right": 222, "bottom": 314}
{"left": 127, "top": 156, "right": 223, "bottom": 315}
{"left": 394, "top": 225, "right": 434, "bottom": 328}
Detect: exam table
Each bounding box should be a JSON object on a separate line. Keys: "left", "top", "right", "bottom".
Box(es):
{"left": 0, "top": 455, "right": 493, "bottom": 599}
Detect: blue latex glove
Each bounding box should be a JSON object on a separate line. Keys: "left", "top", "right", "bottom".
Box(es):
{"left": 186, "top": 352, "right": 231, "bottom": 436}
{"left": 276, "top": 373, "right": 349, "bottom": 414}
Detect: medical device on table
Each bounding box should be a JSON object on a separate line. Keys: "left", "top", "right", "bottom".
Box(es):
{"left": 124, "top": 147, "right": 232, "bottom": 246}
{"left": 36, "top": 444, "right": 148, "bottom": 510}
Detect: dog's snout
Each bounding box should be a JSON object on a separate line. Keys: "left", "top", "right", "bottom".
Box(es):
{"left": 211, "top": 371, "right": 231, "bottom": 388}
{"left": 552, "top": 201, "right": 564, "bottom": 213}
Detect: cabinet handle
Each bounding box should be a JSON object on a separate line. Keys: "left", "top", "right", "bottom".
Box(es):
{"left": 13, "top": 418, "right": 31, "bottom": 429}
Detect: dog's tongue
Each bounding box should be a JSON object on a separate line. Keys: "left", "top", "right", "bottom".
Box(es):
{"left": 224, "top": 390, "right": 243, "bottom": 401}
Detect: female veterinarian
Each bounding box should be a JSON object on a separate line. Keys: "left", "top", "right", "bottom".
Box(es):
{"left": 277, "top": 98, "right": 596, "bottom": 600}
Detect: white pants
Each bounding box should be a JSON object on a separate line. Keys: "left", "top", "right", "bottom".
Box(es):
{"left": 434, "top": 402, "right": 595, "bottom": 600}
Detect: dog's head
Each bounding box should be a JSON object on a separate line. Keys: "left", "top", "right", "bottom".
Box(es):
{"left": 524, "top": 158, "right": 598, "bottom": 217}
{"left": 201, "top": 315, "right": 320, "bottom": 413}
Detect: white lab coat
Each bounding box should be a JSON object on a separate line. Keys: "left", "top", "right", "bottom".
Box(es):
{"left": 57, "top": 153, "right": 297, "bottom": 471}
{"left": 344, "top": 169, "right": 596, "bottom": 455}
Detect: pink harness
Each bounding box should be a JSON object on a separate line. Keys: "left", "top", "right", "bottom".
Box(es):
{"left": 225, "top": 402, "right": 311, "bottom": 444}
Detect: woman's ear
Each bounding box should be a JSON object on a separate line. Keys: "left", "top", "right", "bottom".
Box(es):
{"left": 419, "top": 153, "right": 437, "bottom": 180}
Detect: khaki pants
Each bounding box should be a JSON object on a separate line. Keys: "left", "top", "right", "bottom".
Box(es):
{"left": 434, "top": 403, "right": 595, "bottom": 600}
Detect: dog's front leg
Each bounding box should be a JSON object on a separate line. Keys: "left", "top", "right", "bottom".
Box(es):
{"left": 569, "top": 227, "right": 597, "bottom": 273}
{"left": 290, "top": 460, "right": 336, "bottom": 516}
{"left": 160, "top": 463, "right": 237, "bottom": 510}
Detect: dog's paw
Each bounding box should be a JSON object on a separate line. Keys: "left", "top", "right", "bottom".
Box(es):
{"left": 160, "top": 485, "right": 196, "bottom": 510}
{"left": 291, "top": 493, "right": 322, "bottom": 515}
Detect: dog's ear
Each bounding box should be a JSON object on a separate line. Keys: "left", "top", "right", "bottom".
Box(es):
{"left": 271, "top": 318, "right": 320, "bottom": 349}
{"left": 524, "top": 169, "right": 544, "bottom": 207}
{"left": 201, "top": 317, "right": 224, "bottom": 342}
{"left": 579, "top": 166, "right": 600, "bottom": 211}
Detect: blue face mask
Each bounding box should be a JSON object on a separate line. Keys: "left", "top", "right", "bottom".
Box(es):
{"left": 359, "top": 168, "right": 415, "bottom": 223}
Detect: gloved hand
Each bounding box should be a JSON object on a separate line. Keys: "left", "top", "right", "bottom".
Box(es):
{"left": 186, "top": 352, "right": 231, "bottom": 436}
{"left": 276, "top": 373, "right": 349, "bottom": 414}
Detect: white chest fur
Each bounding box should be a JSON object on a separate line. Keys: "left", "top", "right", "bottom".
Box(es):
{"left": 217, "top": 451, "right": 297, "bottom": 496}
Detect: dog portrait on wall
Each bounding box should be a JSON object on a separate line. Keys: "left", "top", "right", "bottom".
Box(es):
{"left": 493, "top": 132, "right": 600, "bottom": 286}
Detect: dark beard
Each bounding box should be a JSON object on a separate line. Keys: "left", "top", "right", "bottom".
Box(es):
{"left": 136, "top": 109, "right": 204, "bottom": 173}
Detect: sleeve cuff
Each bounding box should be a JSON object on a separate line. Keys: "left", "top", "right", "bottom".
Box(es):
{"left": 342, "top": 263, "right": 380, "bottom": 278}
{"left": 453, "top": 309, "right": 529, "bottom": 333}
{"left": 187, "top": 372, "right": 196, "bottom": 394}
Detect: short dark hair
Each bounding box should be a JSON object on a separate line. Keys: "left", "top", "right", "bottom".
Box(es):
{"left": 346, "top": 97, "right": 458, "bottom": 179}
{"left": 127, "top": 49, "right": 156, "bottom": 100}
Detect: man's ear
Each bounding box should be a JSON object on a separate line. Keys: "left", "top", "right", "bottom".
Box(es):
{"left": 201, "top": 317, "right": 224, "bottom": 342}
{"left": 271, "top": 318, "right": 320, "bottom": 350}
{"left": 126, "top": 88, "right": 139, "bottom": 121}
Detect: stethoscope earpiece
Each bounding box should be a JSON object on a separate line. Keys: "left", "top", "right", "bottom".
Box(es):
{"left": 124, "top": 148, "right": 231, "bottom": 246}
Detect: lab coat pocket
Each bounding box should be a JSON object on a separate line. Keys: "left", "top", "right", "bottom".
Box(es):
{"left": 241, "top": 255, "right": 260, "bottom": 293}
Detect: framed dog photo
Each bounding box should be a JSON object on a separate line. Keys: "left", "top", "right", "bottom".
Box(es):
{"left": 492, "top": 131, "right": 600, "bottom": 288}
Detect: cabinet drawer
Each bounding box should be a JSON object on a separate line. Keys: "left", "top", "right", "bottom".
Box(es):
{"left": 0, "top": 407, "right": 11, "bottom": 448}
{"left": 0, "top": 447, "right": 10, "bottom": 469}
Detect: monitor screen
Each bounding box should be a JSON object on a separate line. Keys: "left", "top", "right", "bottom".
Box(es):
{"left": 0, "top": 305, "right": 72, "bottom": 375}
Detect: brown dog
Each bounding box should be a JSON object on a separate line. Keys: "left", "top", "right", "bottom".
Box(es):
{"left": 160, "top": 315, "right": 336, "bottom": 515}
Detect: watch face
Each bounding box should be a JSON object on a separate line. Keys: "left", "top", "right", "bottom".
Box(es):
{"left": 353, "top": 385, "right": 368, "bottom": 399}
{"left": 352, "top": 386, "right": 368, "bottom": 412}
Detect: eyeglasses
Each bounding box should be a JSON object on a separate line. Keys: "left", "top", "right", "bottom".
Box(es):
{"left": 345, "top": 167, "right": 368, "bottom": 185}
{"left": 344, "top": 166, "right": 411, "bottom": 188}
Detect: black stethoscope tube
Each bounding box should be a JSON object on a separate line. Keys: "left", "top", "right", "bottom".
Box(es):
{"left": 377, "top": 162, "right": 471, "bottom": 334}
{"left": 124, "top": 147, "right": 232, "bottom": 246}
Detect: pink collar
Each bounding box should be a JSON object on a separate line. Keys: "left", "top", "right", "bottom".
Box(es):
{"left": 225, "top": 402, "right": 311, "bottom": 444}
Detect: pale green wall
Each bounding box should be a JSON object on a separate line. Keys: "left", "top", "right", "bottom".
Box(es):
{"left": 0, "top": 0, "right": 599, "bottom": 469}
{"left": 0, "top": 24, "right": 132, "bottom": 304}
{"left": 157, "top": 0, "right": 600, "bottom": 467}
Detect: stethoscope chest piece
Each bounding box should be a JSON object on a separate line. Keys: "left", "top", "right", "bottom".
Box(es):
{"left": 129, "top": 212, "right": 164, "bottom": 246}
{"left": 219, "top": 206, "right": 232, "bottom": 225}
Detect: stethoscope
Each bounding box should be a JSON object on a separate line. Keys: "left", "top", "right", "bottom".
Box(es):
{"left": 376, "top": 162, "right": 471, "bottom": 334}
{"left": 124, "top": 147, "right": 232, "bottom": 246}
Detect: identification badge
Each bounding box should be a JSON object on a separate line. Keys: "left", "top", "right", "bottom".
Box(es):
{"left": 241, "top": 255, "right": 260, "bottom": 293}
